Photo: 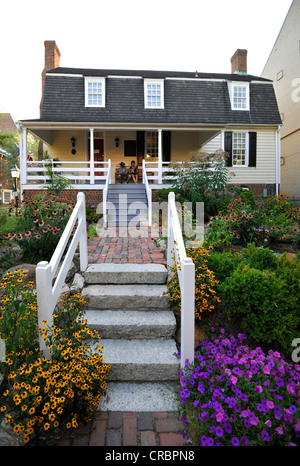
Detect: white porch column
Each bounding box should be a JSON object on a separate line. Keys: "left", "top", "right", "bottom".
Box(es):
{"left": 158, "top": 129, "right": 162, "bottom": 184}
{"left": 89, "top": 128, "right": 95, "bottom": 184}
{"left": 21, "top": 128, "right": 28, "bottom": 188}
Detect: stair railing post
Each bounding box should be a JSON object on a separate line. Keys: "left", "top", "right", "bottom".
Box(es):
{"left": 36, "top": 261, "right": 53, "bottom": 359}
{"left": 77, "top": 192, "right": 88, "bottom": 272}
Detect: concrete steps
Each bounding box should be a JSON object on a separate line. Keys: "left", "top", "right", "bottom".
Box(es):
{"left": 82, "top": 263, "right": 179, "bottom": 412}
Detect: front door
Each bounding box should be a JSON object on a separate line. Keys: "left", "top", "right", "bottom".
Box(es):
{"left": 88, "top": 135, "right": 104, "bottom": 177}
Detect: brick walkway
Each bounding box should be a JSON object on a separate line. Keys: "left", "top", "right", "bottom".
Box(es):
{"left": 88, "top": 227, "right": 167, "bottom": 265}
{"left": 53, "top": 412, "right": 185, "bottom": 446}
{"left": 49, "top": 229, "right": 184, "bottom": 447}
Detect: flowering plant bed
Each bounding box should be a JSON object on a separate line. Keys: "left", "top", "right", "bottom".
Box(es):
{"left": 0, "top": 270, "right": 110, "bottom": 445}
{"left": 177, "top": 328, "right": 300, "bottom": 446}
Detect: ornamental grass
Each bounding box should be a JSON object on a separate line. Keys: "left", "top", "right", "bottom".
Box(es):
{"left": 177, "top": 328, "right": 300, "bottom": 446}
{"left": 0, "top": 270, "right": 110, "bottom": 444}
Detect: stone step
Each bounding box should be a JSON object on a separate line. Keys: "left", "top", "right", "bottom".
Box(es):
{"left": 94, "top": 339, "right": 179, "bottom": 381}
{"left": 84, "top": 263, "right": 168, "bottom": 284}
{"left": 82, "top": 284, "right": 170, "bottom": 310}
{"left": 99, "top": 382, "right": 178, "bottom": 412}
{"left": 86, "top": 310, "right": 176, "bottom": 339}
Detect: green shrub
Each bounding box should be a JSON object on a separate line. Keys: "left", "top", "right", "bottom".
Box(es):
{"left": 242, "top": 245, "right": 278, "bottom": 270}
{"left": 206, "top": 250, "right": 241, "bottom": 283}
{"left": 220, "top": 263, "right": 300, "bottom": 355}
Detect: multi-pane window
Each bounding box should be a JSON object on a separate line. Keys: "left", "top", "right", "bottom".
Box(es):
{"left": 233, "top": 85, "right": 248, "bottom": 109}
{"left": 144, "top": 79, "right": 164, "bottom": 108}
{"left": 146, "top": 131, "right": 158, "bottom": 159}
{"left": 232, "top": 132, "right": 247, "bottom": 166}
{"left": 228, "top": 82, "right": 249, "bottom": 110}
{"left": 85, "top": 78, "right": 105, "bottom": 107}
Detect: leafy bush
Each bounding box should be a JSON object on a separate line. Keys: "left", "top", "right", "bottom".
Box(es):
{"left": 167, "top": 246, "right": 221, "bottom": 320}
{"left": 0, "top": 270, "right": 110, "bottom": 444}
{"left": 206, "top": 250, "right": 241, "bottom": 283}
{"left": 178, "top": 329, "right": 300, "bottom": 446}
{"left": 170, "top": 150, "right": 229, "bottom": 220}
{"left": 4, "top": 195, "right": 73, "bottom": 263}
{"left": 219, "top": 260, "right": 300, "bottom": 355}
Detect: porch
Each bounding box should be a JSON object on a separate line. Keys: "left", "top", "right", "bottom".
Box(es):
{"left": 19, "top": 125, "right": 222, "bottom": 198}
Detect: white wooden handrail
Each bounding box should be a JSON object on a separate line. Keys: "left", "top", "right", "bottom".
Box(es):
{"left": 102, "top": 159, "right": 111, "bottom": 226}
{"left": 36, "top": 192, "right": 88, "bottom": 358}
{"left": 142, "top": 159, "right": 152, "bottom": 226}
{"left": 167, "top": 191, "right": 195, "bottom": 368}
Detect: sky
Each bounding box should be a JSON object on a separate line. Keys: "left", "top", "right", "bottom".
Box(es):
{"left": 0, "top": 0, "right": 293, "bottom": 122}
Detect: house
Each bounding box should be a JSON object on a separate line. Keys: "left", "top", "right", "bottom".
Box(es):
{"left": 261, "top": 0, "right": 300, "bottom": 200}
{"left": 18, "top": 41, "right": 282, "bottom": 208}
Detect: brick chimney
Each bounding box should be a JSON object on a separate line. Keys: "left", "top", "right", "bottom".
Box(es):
{"left": 231, "top": 49, "right": 247, "bottom": 74}
{"left": 40, "top": 41, "right": 61, "bottom": 114}
{"left": 38, "top": 41, "right": 61, "bottom": 159}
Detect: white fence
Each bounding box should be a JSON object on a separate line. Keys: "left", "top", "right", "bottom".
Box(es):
{"left": 36, "top": 192, "right": 88, "bottom": 358}
{"left": 167, "top": 191, "right": 195, "bottom": 368}
{"left": 25, "top": 159, "right": 110, "bottom": 187}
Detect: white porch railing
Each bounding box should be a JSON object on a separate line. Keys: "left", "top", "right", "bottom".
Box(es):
{"left": 167, "top": 191, "right": 195, "bottom": 369}
{"left": 25, "top": 159, "right": 110, "bottom": 188}
{"left": 102, "top": 159, "right": 111, "bottom": 226}
{"left": 142, "top": 159, "right": 152, "bottom": 226}
{"left": 36, "top": 192, "right": 88, "bottom": 358}
{"left": 143, "top": 161, "right": 174, "bottom": 184}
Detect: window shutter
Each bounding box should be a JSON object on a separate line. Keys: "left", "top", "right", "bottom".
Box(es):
{"left": 136, "top": 131, "right": 145, "bottom": 159}
{"left": 248, "top": 132, "right": 257, "bottom": 167}
{"left": 224, "top": 131, "right": 233, "bottom": 167}
{"left": 162, "top": 131, "right": 171, "bottom": 162}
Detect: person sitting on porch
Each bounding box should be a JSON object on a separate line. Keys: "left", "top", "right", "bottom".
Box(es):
{"left": 128, "top": 160, "right": 138, "bottom": 183}
{"left": 116, "top": 162, "right": 128, "bottom": 183}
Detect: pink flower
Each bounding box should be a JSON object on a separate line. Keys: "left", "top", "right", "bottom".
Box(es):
{"left": 263, "top": 365, "right": 270, "bottom": 374}
{"left": 266, "top": 400, "right": 274, "bottom": 409}
{"left": 230, "top": 375, "right": 238, "bottom": 384}
{"left": 216, "top": 411, "right": 224, "bottom": 422}
{"left": 287, "top": 384, "right": 295, "bottom": 395}
{"left": 255, "top": 385, "right": 263, "bottom": 394}
{"left": 250, "top": 416, "right": 259, "bottom": 426}
{"left": 276, "top": 427, "right": 284, "bottom": 435}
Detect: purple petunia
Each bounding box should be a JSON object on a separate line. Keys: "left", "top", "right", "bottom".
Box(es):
{"left": 215, "top": 426, "right": 223, "bottom": 437}
{"left": 231, "top": 437, "right": 239, "bottom": 446}
{"left": 261, "top": 430, "right": 270, "bottom": 442}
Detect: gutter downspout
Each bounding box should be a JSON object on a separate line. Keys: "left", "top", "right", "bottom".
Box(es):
{"left": 276, "top": 125, "right": 281, "bottom": 196}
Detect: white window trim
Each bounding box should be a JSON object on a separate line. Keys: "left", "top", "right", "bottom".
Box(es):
{"left": 232, "top": 131, "right": 249, "bottom": 167}
{"left": 227, "top": 82, "right": 250, "bottom": 111}
{"left": 85, "top": 77, "right": 105, "bottom": 108}
{"left": 144, "top": 79, "right": 164, "bottom": 109}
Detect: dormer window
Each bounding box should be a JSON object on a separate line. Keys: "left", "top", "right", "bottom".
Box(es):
{"left": 85, "top": 77, "right": 105, "bottom": 107}
{"left": 228, "top": 82, "right": 250, "bottom": 110}
{"left": 144, "top": 79, "right": 164, "bottom": 108}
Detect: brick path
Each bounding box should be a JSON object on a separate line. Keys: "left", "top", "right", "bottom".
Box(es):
{"left": 87, "top": 227, "right": 167, "bottom": 265}
{"left": 50, "top": 230, "right": 184, "bottom": 447}
{"left": 53, "top": 412, "right": 185, "bottom": 446}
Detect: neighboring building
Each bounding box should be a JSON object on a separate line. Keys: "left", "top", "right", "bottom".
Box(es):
{"left": 18, "top": 41, "right": 282, "bottom": 207}
{"left": 262, "top": 0, "right": 300, "bottom": 199}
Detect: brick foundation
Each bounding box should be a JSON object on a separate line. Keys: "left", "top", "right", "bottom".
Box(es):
{"left": 22, "top": 189, "right": 103, "bottom": 208}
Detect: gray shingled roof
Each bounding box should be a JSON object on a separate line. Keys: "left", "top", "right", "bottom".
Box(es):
{"left": 28, "top": 67, "right": 282, "bottom": 126}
